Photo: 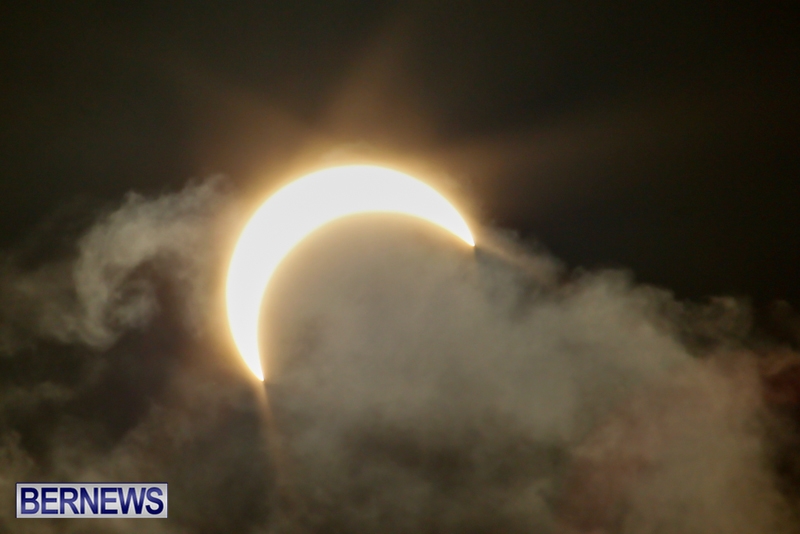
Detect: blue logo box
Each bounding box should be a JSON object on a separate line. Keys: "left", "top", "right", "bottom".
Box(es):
{"left": 16, "top": 483, "right": 168, "bottom": 518}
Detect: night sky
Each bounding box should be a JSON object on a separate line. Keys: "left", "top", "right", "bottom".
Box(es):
{"left": 2, "top": 2, "right": 800, "bottom": 533}
{"left": 2, "top": 1, "right": 797, "bottom": 304}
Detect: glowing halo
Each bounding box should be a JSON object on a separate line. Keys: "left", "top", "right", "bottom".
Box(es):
{"left": 226, "top": 165, "right": 475, "bottom": 381}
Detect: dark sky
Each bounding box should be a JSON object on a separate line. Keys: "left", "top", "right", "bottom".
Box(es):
{"left": 1, "top": 0, "right": 798, "bottom": 305}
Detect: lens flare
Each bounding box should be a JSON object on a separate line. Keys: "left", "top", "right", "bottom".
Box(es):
{"left": 226, "top": 165, "right": 475, "bottom": 380}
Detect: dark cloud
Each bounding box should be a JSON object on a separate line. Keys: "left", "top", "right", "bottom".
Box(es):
{"left": 0, "top": 182, "right": 798, "bottom": 533}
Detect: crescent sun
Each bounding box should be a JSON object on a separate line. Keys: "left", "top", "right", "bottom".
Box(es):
{"left": 226, "top": 165, "right": 475, "bottom": 381}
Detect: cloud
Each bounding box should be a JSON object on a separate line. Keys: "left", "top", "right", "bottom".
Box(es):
{"left": 0, "top": 178, "right": 226, "bottom": 356}
{"left": 0, "top": 180, "right": 797, "bottom": 533}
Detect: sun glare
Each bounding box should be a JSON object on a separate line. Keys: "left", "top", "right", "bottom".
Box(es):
{"left": 226, "top": 165, "right": 475, "bottom": 381}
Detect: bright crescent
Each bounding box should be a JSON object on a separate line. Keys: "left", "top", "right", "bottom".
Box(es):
{"left": 226, "top": 165, "right": 475, "bottom": 381}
